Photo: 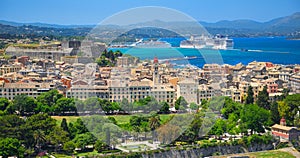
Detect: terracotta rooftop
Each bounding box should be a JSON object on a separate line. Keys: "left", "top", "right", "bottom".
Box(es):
{"left": 272, "top": 124, "right": 295, "bottom": 131}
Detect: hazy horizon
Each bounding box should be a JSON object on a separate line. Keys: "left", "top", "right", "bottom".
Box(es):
{"left": 0, "top": 11, "right": 299, "bottom": 27}
{"left": 1, "top": 0, "right": 300, "bottom": 25}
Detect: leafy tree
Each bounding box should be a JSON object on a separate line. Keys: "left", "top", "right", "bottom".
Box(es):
{"left": 221, "top": 97, "right": 243, "bottom": 119}
{"left": 159, "top": 102, "right": 170, "bottom": 114}
{"left": 26, "top": 113, "right": 56, "bottom": 131}
{"left": 0, "top": 97, "right": 10, "bottom": 111}
{"left": 63, "top": 141, "right": 76, "bottom": 153}
{"left": 144, "top": 97, "right": 159, "bottom": 113}
{"left": 12, "top": 94, "right": 37, "bottom": 115}
{"left": 72, "top": 132, "right": 97, "bottom": 149}
{"left": 245, "top": 86, "right": 254, "bottom": 104}
{"left": 256, "top": 86, "right": 270, "bottom": 110}
{"left": 200, "top": 99, "right": 208, "bottom": 109}
{"left": 84, "top": 97, "right": 100, "bottom": 112}
{"left": 96, "top": 50, "right": 123, "bottom": 67}
{"left": 210, "top": 119, "right": 227, "bottom": 138}
{"left": 240, "top": 104, "right": 271, "bottom": 134}
{"left": 96, "top": 56, "right": 111, "bottom": 67}
{"left": 36, "top": 89, "right": 63, "bottom": 107}
{"left": 270, "top": 101, "right": 281, "bottom": 124}
{"left": 23, "top": 114, "right": 56, "bottom": 149}
{"left": 207, "top": 96, "right": 226, "bottom": 111}
{"left": 278, "top": 101, "right": 291, "bottom": 124}
{"left": 111, "top": 102, "right": 121, "bottom": 112}
{"left": 35, "top": 102, "right": 52, "bottom": 113}
{"left": 68, "top": 118, "right": 88, "bottom": 139}
{"left": 135, "top": 96, "right": 152, "bottom": 106}
{"left": 100, "top": 123, "right": 122, "bottom": 148}
{"left": 189, "top": 102, "right": 199, "bottom": 110}
{"left": 99, "top": 99, "right": 114, "bottom": 113}
{"left": 130, "top": 115, "right": 148, "bottom": 133}
{"left": 294, "top": 115, "right": 300, "bottom": 128}
{"left": 36, "top": 90, "right": 64, "bottom": 113}
{"left": 46, "top": 126, "right": 70, "bottom": 150}
{"left": 184, "top": 112, "right": 204, "bottom": 141}
{"left": 175, "top": 96, "right": 188, "bottom": 110}
{"left": 94, "top": 140, "right": 108, "bottom": 152}
{"left": 284, "top": 94, "right": 300, "bottom": 125}
{"left": 54, "top": 98, "right": 76, "bottom": 115}
{"left": 0, "top": 138, "right": 25, "bottom": 158}
{"left": 277, "top": 94, "right": 300, "bottom": 126}
{"left": 0, "top": 114, "right": 27, "bottom": 142}
{"left": 226, "top": 113, "right": 241, "bottom": 135}
{"left": 75, "top": 99, "right": 84, "bottom": 112}
{"left": 120, "top": 98, "right": 132, "bottom": 113}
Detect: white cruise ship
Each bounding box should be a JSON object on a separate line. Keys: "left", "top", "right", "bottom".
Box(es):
{"left": 180, "top": 34, "right": 234, "bottom": 50}
{"left": 132, "top": 39, "right": 171, "bottom": 48}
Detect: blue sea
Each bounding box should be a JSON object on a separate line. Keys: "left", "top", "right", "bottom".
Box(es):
{"left": 110, "top": 37, "right": 300, "bottom": 68}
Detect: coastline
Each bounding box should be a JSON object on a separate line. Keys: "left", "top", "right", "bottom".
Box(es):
{"left": 109, "top": 36, "right": 300, "bottom": 68}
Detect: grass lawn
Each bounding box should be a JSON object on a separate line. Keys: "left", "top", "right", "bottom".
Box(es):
{"left": 251, "top": 150, "right": 295, "bottom": 158}
{"left": 52, "top": 151, "right": 99, "bottom": 157}
{"left": 52, "top": 114, "right": 177, "bottom": 125}
{"left": 108, "top": 114, "right": 174, "bottom": 124}
{"left": 51, "top": 116, "right": 80, "bottom": 125}
{"left": 76, "top": 150, "right": 100, "bottom": 157}
{"left": 109, "top": 114, "right": 132, "bottom": 124}
{"left": 51, "top": 153, "right": 72, "bottom": 158}
{"left": 216, "top": 150, "right": 296, "bottom": 158}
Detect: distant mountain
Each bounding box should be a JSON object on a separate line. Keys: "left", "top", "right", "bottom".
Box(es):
{"left": 266, "top": 12, "right": 300, "bottom": 28}
{"left": 0, "top": 20, "right": 95, "bottom": 28}
{"left": 200, "top": 12, "right": 300, "bottom": 33}
{"left": 0, "top": 23, "right": 91, "bottom": 38}
{"left": 263, "top": 12, "right": 300, "bottom": 34}
{"left": 0, "top": 12, "right": 299, "bottom": 38}
{"left": 200, "top": 20, "right": 263, "bottom": 29}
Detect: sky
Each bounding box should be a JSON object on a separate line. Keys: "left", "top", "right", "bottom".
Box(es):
{"left": 0, "top": 0, "right": 300, "bottom": 25}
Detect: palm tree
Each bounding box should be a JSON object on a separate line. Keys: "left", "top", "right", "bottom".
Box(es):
{"left": 141, "top": 122, "right": 150, "bottom": 140}
{"left": 33, "top": 129, "right": 46, "bottom": 151}
{"left": 149, "top": 114, "right": 161, "bottom": 142}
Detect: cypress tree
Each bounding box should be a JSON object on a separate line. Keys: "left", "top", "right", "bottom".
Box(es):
{"left": 245, "top": 86, "right": 254, "bottom": 104}
{"left": 270, "top": 101, "right": 281, "bottom": 124}
{"left": 61, "top": 118, "right": 69, "bottom": 133}
{"left": 256, "top": 86, "right": 270, "bottom": 110}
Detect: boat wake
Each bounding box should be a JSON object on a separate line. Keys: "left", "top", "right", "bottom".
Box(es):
{"left": 248, "top": 49, "right": 289, "bottom": 54}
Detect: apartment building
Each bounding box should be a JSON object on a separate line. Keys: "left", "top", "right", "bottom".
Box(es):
{"left": 150, "top": 84, "right": 175, "bottom": 105}
{"left": 0, "top": 63, "right": 22, "bottom": 76}
{"left": 0, "top": 81, "right": 55, "bottom": 100}
{"left": 177, "top": 78, "right": 198, "bottom": 103}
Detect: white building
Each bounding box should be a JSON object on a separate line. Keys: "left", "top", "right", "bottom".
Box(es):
{"left": 197, "top": 84, "right": 215, "bottom": 103}
{"left": 290, "top": 73, "right": 300, "bottom": 93}
{"left": 177, "top": 78, "right": 198, "bottom": 103}
{"left": 151, "top": 84, "right": 175, "bottom": 105}
{"left": 0, "top": 81, "right": 55, "bottom": 100}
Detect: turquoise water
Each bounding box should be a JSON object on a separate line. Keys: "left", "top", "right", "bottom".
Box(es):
{"left": 110, "top": 37, "right": 300, "bottom": 68}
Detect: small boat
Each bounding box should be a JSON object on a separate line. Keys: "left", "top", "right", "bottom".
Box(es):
{"left": 241, "top": 48, "right": 248, "bottom": 52}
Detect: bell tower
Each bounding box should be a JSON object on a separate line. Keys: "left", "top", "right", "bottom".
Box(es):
{"left": 280, "top": 117, "right": 286, "bottom": 126}
{"left": 153, "top": 56, "right": 160, "bottom": 84}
